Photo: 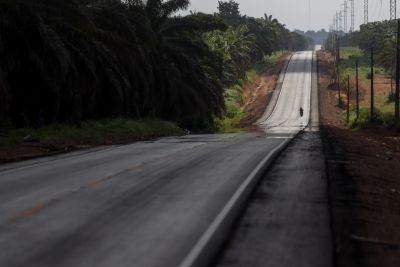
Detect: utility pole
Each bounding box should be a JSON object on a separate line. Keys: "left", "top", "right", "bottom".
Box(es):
{"left": 344, "top": 1, "right": 348, "bottom": 33}
{"left": 339, "top": 10, "right": 343, "bottom": 32}
{"left": 356, "top": 60, "right": 360, "bottom": 119}
{"left": 370, "top": 47, "right": 374, "bottom": 121}
{"left": 337, "top": 36, "right": 341, "bottom": 105}
{"left": 391, "top": 64, "right": 394, "bottom": 95}
{"left": 391, "top": 4, "right": 397, "bottom": 98}
{"left": 347, "top": 75, "right": 350, "bottom": 124}
{"left": 335, "top": 12, "right": 339, "bottom": 32}
{"left": 333, "top": 17, "right": 335, "bottom": 32}
{"left": 391, "top": 0, "right": 397, "bottom": 21}
{"left": 396, "top": 19, "right": 400, "bottom": 120}
{"left": 308, "top": 0, "right": 311, "bottom": 31}
{"left": 317, "top": 53, "right": 320, "bottom": 89}
{"left": 333, "top": 17, "right": 336, "bottom": 32}
{"left": 350, "top": 0, "right": 355, "bottom": 32}
{"left": 364, "top": 0, "right": 369, "bottom": 24}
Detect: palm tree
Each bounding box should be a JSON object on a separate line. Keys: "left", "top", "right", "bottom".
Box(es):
{"left": 0, "top": 0, "right": 227, "bottom": 129}
{"left": 0, "top": 0, "right": 301, "bottom": 129}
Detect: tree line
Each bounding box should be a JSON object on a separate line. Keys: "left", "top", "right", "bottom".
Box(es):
{"left": 0, "top": 0, "right": 311, "bottom": 130}
{"left": 325, "top": 20, "right": 400, "bottom": 122}
{"left": 294, "top": 29, "right": 329, "bottom": 46}
{"left": 325, "top": 21, "right": 396, "bottom": 72}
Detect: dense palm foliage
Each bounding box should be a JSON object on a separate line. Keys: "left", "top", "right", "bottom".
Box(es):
{"left": 0, "top": 0, "right": 310, "bottom": 130}
{"left": 204, "top": 25, "right": 255, "bottom": 86}
{"left": 216, "top": 1, "right": 310, "bottom": 57}
{"left": 0, "top": 0, "right": 226, "bottom": 128}
{"left": 204, "top": 1, "right": 310, "bottom": 89}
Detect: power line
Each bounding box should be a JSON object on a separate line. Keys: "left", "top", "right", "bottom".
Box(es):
{"left": 331, "top": 0, "right": 398, "bottom": 33}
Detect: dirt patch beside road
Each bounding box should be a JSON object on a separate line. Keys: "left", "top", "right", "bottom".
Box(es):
{"left": 238, "top": 55, "right": 288, "bottom": 128}
{"left": 318, "top": 51, "right": 400, "bottom": 267}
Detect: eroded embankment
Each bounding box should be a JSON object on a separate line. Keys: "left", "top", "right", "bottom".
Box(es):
{"left": 237, "top": 55, "right": 289, "bottom": 129}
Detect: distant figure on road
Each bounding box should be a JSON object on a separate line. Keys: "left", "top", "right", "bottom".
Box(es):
{"left": 299, "top": 107, "right": 304, "bottom": 117}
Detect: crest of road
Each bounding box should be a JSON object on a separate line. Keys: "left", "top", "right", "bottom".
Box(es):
{"left": 0, "top": 49, "right": 332, "bottom": 267}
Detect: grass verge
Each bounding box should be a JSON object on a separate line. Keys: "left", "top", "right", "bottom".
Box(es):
{"left": 341, "top": 107, "right": 400, "bottom": 130}
{"left": 0, "top": 119, "right": 183, "bottom": 148}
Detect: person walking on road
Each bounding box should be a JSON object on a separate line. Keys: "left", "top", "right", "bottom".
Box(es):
{"left": 299, "top": 107, "right": 304, "bottom": 117}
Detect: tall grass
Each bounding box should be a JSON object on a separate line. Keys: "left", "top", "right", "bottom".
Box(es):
{"left": 342, "top": 107, "right": 400, "bottom": 130}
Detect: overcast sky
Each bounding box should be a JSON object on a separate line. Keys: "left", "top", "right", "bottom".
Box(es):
{"left": 181, "top": 0, "right": 394, "bottom": 31}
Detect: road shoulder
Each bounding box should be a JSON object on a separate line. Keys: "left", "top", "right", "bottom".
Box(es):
{"left": 212, "top": 131, "right": 333, "bottom": 267}
{"left": 318, "top": 50, "right": 400, "bottom": 267}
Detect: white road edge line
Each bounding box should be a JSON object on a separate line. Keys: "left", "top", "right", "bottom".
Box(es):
{"left": 178, "top": 138, "right": 292, "bottom": 267}
{"left": 255, "top": 53, "right": 293, "bottom": 125}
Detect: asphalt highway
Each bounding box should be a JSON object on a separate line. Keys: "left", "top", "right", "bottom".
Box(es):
{"left": 213, "top": 47, "right": 332, "bottom": 267}
{"left": 213, "top": 131, "right": 333, "bottom": 267}
{"left": 0, "top": 50, "right": 325, "bottom": 267}
{"left": 258, "top": 51, "right": 313, "bottom": 135}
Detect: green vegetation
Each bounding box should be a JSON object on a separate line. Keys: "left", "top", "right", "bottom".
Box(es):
{"left": 0, "top": 119, "right": 182, "bottom": 148}
{"left": 216, "top": 50, "right": 287, "bottom": 133}
{"left": 214, "top": 113, "right": 246, "bottom": 133}
{"left": 262, "top": 51, "right": 288, "bottom": 68}
{"left": 339, "top": 47, "right": 394, "bottom": 108}
{"left": 0, "top": 0, "right": 228, "bottom": 130}
{"left": 339, "top": 47, "right": 370, "bottom": 84}
{"left": 340, "top": 47, "right": 364, "bottom": 60}
{"left": 294, "top": 29, "right": 329, "bottom": 45}
{"left": 329, "top": 44, "right": 398, "bottom": 129}
{"left": 326, "top": 20, "right": 399, "bottom": 112}
{"left": 339, "top": 47, "right": 385, "bottom": 81}
{"left": 0, "top": 0, "right": 310, "bottom": 138}
{"left": 341, "top": 107, "right": 400, "bottom": 130}
{"left": 351, "top": 21, "right": 397, "bottom": 71}
{"left": 215, "top": 77, "right": 247, "bottom": 133}
{"left": 326, "top": 20, "right": 397, "bottom": 71}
